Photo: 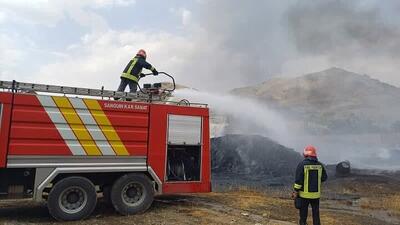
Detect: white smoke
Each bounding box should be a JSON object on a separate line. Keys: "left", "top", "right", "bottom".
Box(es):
{"left": 173, "top": 89, "right": 293, "bottom": 147}
{"left": 172, "top": 89, "right": 400, "bottom": 170}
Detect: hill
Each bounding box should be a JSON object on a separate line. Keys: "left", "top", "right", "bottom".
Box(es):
{"left": 231, "top": 67, "right": 400, "bottom": 134}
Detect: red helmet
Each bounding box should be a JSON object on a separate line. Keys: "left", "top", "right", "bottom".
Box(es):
{"left": 303, "top": 145, "right": 317, "bottom": 157}
{"left": 137, "top": 49, "right": 147, "bottom": 59}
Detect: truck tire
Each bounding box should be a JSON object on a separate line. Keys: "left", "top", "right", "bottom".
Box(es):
{"left": 47, "top": 176, "right": 97, "bottom": 221}
{"left": 111, "top": 173, "right": 154, "bottom": 215}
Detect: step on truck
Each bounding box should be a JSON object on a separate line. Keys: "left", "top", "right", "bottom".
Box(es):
{"left": 0, "top": 76, "right": 211, "bottom": 221}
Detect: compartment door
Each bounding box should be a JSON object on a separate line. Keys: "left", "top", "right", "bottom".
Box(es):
{"left": 168, "top": 115, "right": 202, "bottom": 145}
{"left": 0, "top": 93, "right": 13, "bottom": 168}
{"left": 166, "top": 115, "right": 202, "bottom": 182}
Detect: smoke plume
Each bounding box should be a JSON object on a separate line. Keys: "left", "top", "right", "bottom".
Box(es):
{"left": 180, "top": 0, "right": 400, "bottom": 90}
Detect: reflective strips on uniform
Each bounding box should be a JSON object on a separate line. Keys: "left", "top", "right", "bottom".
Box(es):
{"left": 293, "top": 183, "right": 302, "bottom": 190}
{"left": 68, "top": 98, "right": 116, "bottom": 156}
{"left": 121, "top": 73, "right": 139, "bottom": 82}
{"left": 299, "top": 190, "right": 321, "bottom": 199}
{"left": 300, "top": 164, "right": 323, "bottom": 199}
{"left": 37, "top": 96, "right": 86, "bottom": 155}
{"left": 121, "top": 58, "right": 139, "bottom": 81}
{"left": 83, "top": 99, "right": 130, "bottom": 156}
{"left": 127, "top": 58, "right": 138, "bottom": 74}
{"left": 52, "top": 96, "right": 102, "bottom": 156}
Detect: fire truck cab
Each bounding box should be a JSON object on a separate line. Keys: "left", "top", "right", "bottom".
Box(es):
{"left": 0, "top": 80, "right": 210, "bottom": 221}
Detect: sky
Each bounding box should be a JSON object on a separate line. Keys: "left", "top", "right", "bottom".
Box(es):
{"left": 1, "top": 0, "right": 400, "bottom": 91}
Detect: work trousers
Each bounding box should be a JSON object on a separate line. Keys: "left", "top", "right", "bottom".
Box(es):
{"left": 299, "top": 198, "right": 320, "bottom": 225}
{"left": 115, "top": 77, "right": 137, "bottom": 100}
{"left": 117, "top": 77, "right": 137, "bottom": 93}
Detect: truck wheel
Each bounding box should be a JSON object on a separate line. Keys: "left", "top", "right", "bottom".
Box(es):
{"left": 47, "top": 176, "right": 97, "bottom": 221}
{"left": 111, "top": 173, "right": 154, "bottom": 215}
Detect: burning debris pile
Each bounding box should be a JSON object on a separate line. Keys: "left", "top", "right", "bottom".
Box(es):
{"left": 211, "top": 134, "right": 302, "bottom": 177}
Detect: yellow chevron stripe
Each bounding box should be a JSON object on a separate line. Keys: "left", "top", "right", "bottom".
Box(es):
{"left": 52, "top": 97, "right": 102, "bottom": 156}
{"left": 83, "top": 99, "right": 129, "bottom": 156}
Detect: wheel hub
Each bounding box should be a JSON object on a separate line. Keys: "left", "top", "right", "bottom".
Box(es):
{"left": 122, "top": 182, "right": 146, "bottom": 207}
{"left": 58, "top": 186, "right": 88, "bottom": 214}
{"left": 126, "top": 187, "right": 138, "bottom": 198}
{"left": 67, "top": 192, "right": 79, "bottom": 203}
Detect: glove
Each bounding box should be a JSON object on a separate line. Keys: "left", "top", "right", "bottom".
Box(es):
{"left": 152, "top": 69, "right": 159, "bottom": 76}
{"left": 139, "top": 73, "right": 146, "bottom": 78}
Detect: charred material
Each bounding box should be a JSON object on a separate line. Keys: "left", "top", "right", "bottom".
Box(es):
{"left": 336, "top": 161, "right": 351, "bottom": 176}
{"left": 211, "top": 134, "right": 302, "bottom": 177}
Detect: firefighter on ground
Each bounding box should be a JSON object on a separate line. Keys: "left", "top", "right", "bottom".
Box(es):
{"left": 117, "top": 49, "right": 158, "bottom": 95}
{"left": 293, "top": 145, "right": 328, "bottom": 225}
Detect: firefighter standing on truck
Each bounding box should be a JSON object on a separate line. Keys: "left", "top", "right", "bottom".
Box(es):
{"left": 293, "top": 145, "right": 328, "bottom": 225}
{"left": 117, "top": 49, "right": 158, "bottom": 96}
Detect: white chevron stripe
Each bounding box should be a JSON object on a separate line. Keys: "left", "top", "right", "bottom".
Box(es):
{"left": 37, "top": 95, "right": 86, "bottom": 155}
{"left": 68, "top": 98, "right": 116, "bottom": 156}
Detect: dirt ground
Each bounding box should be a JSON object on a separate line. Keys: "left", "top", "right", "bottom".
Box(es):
{"left": 0, "top": 173, "right": 399, "bottom": 225}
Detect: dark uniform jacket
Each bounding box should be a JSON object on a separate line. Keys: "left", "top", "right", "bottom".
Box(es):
{"left": 121, "top": 55, "right": 156, "bottom": 82}
{"left": 293, "top": 157, "right": 328, "bottom": 199}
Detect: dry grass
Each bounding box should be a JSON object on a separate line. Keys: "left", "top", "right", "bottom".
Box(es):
{"left": 0, "top": 180, "right": 399, "bottom": 225}
{"left": 216, "top": 187, "right": 399, "bottom": 225}
{"left": 360, "top": 194, "right": 400, "bottom": 215}
{"left": 321, "top": 211, "right": 373, "bottom": 225}
{"left": 229, "top": 190, "right": 274, "bottom": 209}
{"left": 387, "top": 195, "right": 400, "bottom": 213}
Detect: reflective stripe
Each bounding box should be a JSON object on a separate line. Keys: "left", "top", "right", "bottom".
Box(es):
{"left": 69, "top": 98, "right": 116, "bottom": 156}
{"left": 121, "top": 73, "right": 139, "bottom": 82}
{"left": 83, "top": 99, "right": 129, "bottom": 156}
{"left": 37, "top": 96, "right": 86, "bottom": 155}
{"left": 121, "top": 58, "right": 139, "bottom": 81}
{"left": 299, "top": 191, "right": 321, "bottom": 199}
{"left": 300, "top": 164, "right": 322, "bottom": 199}
{"left": 52, "top": 97, "right": 102, "bottom": 156}
{"left": 127, "top": 58, "right": 137, "bottom": 74}
{"left": 294, "top": 183, "right": 302, "bottom": 189}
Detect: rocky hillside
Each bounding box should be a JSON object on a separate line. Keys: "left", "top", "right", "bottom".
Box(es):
{"left": 231, "top": 67, "right": 400, "bottom": 134}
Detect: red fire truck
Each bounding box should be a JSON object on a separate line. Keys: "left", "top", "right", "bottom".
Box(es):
{"left": 0, "top": 75, "right": 211, "bottom": 221}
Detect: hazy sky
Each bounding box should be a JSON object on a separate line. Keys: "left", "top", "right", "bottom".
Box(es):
{"left": 1, "top": 0, "right": 399, "bottom": 91}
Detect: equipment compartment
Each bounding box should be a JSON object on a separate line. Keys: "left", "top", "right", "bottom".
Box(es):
{"left": 166, "top": 145, "right": 201, "bottom": 182}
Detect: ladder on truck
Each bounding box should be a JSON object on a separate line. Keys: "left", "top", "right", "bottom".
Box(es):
{"left": 0, "top": 80, "right": 208, "bottom": 107}
{"left": 0, "top": 80, "right": 169, "bottom": 102}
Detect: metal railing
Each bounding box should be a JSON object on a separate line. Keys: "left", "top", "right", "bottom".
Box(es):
{"left": 0, "top": 80, "right": 207, "bottom": 108}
